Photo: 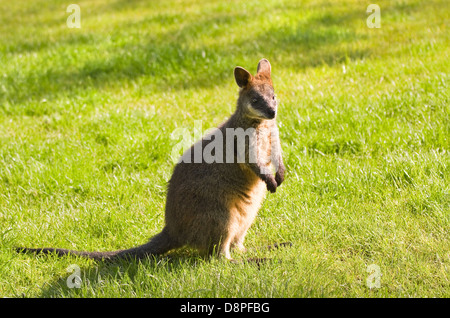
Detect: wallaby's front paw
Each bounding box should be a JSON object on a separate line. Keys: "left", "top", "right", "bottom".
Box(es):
{"left": 265, "top": 177, "right": 277, "bottom": 193}
{"left": 275, "top": 169, "right": 284, "bottom": 186}
{"left": 275, "top": 171, "right": 284, "bottom": 186}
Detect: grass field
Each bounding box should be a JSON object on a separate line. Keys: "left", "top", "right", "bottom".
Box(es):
{"left": 0, "top": 0, "right": 449, "bottom": 298}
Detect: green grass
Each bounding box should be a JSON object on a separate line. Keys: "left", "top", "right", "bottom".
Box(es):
{"left": 0, "top": 0, "right": 449, "bottom": 297}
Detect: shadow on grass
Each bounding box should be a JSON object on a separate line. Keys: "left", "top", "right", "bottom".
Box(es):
{"left": 38, "top": 251, "right": 202, "bottom": 297}
{"left": 2, "top": 2, "right": 371, "bottom": 109}
{"left": 2, "top": 0, "right": 439, "bottom": 111}
{"left": 37, "top": 243, "right": 289, "bottom": 297}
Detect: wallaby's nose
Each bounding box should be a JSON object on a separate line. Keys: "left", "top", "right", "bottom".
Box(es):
{"left": 267, "top": 109, "right": 276, "bottom": 119}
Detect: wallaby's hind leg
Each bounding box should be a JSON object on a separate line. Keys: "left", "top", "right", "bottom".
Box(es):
{"left": 212, "top": 237, "right": 234, "bottom": 261}
{"left": 231, "top": 226, "right": 250, "bottom": 254}
{"left": 231, "top": 236, "right": 247, "bottom": 254}
{"left": 203, "top": 232, "right": 235, "bottom": 261}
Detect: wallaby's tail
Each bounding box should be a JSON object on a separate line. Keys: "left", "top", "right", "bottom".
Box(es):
{"left": 16, "top": 228, "right": 177, "bottom": 261}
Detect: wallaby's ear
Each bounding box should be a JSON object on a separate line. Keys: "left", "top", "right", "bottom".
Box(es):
{"left": 234, "top": 67, "right": 253, "bottom": 88}
{"left": 257, "top": 58, "right": 271, "bottom": 76}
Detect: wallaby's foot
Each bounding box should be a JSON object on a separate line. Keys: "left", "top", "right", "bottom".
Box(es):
{"left": 267, "top": 241, "right": 293, "bottom": 250}
{"left": 246, "top": 257, "right": 269, "bottom": 265}
{"left": 231, "top": 257, "right": 283, "bottom": 270}
{"left": 227, "top": 257, "right": 268, "bottom": 266}
{"left": 248, "top": 241, "right": 293, "bottom": 252}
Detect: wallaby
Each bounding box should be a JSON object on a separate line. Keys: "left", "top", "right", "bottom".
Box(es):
{"left": 17, "top": 58, "right": 286, "bottom": 262}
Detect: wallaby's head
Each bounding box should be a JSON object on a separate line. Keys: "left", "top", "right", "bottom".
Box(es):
{"left": 234, "top": 59, "right": 277, "bottom": 120}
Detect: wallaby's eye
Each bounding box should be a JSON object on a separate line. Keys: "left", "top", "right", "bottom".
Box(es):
{"left": 252, "top": 98, "right": 258, "bottom": 104}
{"left": 272, "top": 95, "right": 276, "bottom": 100}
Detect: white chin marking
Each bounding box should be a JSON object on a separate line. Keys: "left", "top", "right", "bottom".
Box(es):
{"left": 246, "top": 103, "right": 266, "bottom": 119}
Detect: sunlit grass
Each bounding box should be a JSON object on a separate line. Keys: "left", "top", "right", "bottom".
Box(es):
{"left": 0, "top": 0, "right": 449, "bottom": 297}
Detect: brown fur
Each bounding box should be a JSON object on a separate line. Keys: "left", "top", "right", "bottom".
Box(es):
{"left": 17, "top": 59, "right": 285, "bottom": 261}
